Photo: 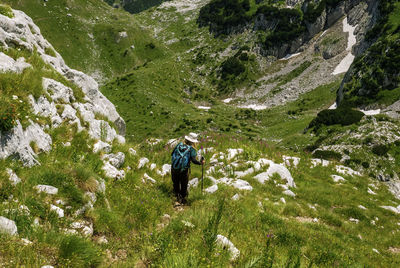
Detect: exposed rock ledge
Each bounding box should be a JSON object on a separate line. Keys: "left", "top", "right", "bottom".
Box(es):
{"left": 0, "top": 9, "right": 126, "bottom": 165}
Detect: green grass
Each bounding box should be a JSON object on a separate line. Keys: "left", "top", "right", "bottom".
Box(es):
{"left": 0, "top": 4, "right": 13, "bottom": 18}
{"left": 3, "top": 0, "right": 164, "bottom": 80}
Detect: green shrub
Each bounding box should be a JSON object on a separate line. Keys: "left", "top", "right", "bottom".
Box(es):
{"left": 0, "top": 98, "right": 16, "bottom": 132}
{"left": 312, "top": 150, "right": 342, "bottom": 161}
{"left": 372, "top": 144, "right": 390, "bottom": 156}
{"left": 197, "top": 0, "right": 250, "bottom": 35}
{"left": 59, "top": 235, "right": 102, "bottom": 267}
{"left": 220, "top": 57, "right": 245, "bottom": 79}
{"left": 308, "top": 107, "right": 364, "bottom": 131}
{"left": 0, "top": 4, "right": 13, "bottom": 18}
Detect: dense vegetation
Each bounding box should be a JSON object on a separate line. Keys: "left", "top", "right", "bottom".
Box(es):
{"left": 338, "top": 0, "right": 400, "bottom": 107}
{"left": 104, "top": 0, "right": 167, "bottom": 14}
{"left": 198, "top": 0, "right": 345, "bottom": 51}
{"left": 308, "top": 107, "right": 364, "bottom": 131}
{"left": 197, "top": 0, "right": 251, "bottom": 35}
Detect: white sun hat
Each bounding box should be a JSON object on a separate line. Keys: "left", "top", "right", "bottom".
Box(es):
{"left": 185, "top": 133, "right": 199, "bottom": 143}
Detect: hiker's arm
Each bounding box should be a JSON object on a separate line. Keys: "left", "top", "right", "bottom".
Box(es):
{"left": 190, "top": 148, "right": 202, "bottom": 165}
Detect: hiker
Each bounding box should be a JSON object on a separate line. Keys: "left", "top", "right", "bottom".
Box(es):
{"left": 171, "top": 133, "right": 204, "bottom": 205}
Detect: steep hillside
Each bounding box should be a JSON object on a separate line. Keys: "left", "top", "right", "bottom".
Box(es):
{"left": 1, "top": 0, "right": 164, "bottom": 81}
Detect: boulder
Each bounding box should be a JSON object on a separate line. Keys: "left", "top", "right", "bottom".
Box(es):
{"left": 331, "top": 175, "right": 346, "bottom": 183}
{"left": 335, "top": 165, "right": 361, "bottom": 176}
{"left": 143, "top": 173, "right": 156, "bottom": 184}
{"left": 138, "top": 157, "right": 149, "bottom": 169}
{"left": 102, "top": 162, "right": 125, "bottom": 180}
{"left": 188, "top": 178, "right": 199, "bottom": 189}
{"left": 35, "top": 185, "right": 58, "bottom": 195}
{"left": 103, "top": 152, "right": 125, "bottom": 168}
{"left": 283, "top": 156, "right": 300, "bottom": 167}
{"left": 129, "top": 148, "right": 137, "bottom": 155}
{"left": 283, "top": 190, "right": 296, "bottom": 197}
{"left": 6, "top": 168, "right": 21, "bottom": 185}
{"left": 205, "top": 184, "right": 218, "bottom": 194}
{"left": 232, "top": 194, "right": 240, "bottom": 200}
{"left": 215, "top": 235, "right": 240, "bottom": 261}
{"left": 42, "top": 78, "right": 75, "bottom": 103}
{"left": 50, "top": 205, "right": 64, "bottom": 218}
{"left": 0, "top": 120, "right": 52, "bottom": 167}
{"left": 93, "top": 140, "right": 112, "bottom": 154}
{"left": 227, "top": 148, "right": 243, "bottom": 160}
{"left": 0, "top": 216, "right": 17, "bottom": 235}
{"left": 150, "top": 163, "right": 156, "bottom": 170}
{"left": 0, "top": 52, "right": 31, "bottom": 73}
{"left": 254, "top": 162, "right": 296, "bottom": 188}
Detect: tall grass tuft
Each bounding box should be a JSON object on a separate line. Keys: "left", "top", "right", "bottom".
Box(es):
{"left": 59, "top": 235, "right": 102, "bottom": 267}
{"left": 202, "top": 198, "right": 225, "bottom": 257}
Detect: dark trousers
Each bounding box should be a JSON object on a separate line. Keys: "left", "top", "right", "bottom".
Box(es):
{"left": 171, "top": 168, "right": 189, "bottom": 201}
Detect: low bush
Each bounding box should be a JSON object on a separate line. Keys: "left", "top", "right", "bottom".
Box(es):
{"left": 312, "top": 150, "right": 342, "bottom": 161}
{"left": 308, "top": 107, "right": 364, "bottom": 131}
{"left": 372, "top": 144, "right": 390, "bottom": 156}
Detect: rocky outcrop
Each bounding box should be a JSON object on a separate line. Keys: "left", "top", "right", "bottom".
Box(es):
{"left": 0, "top": 8, "right": 126, "bottom": 165}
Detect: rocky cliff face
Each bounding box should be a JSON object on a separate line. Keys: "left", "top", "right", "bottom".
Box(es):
{"left": 0, "top": 9, "right": 126, "bottom": 166}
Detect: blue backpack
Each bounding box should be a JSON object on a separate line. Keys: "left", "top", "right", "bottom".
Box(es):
{"left": 172, "top": 142, "right": 191, "bottom": 171}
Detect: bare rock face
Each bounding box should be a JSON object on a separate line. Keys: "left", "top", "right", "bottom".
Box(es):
{"left": 0, "top": 52, "right": 31, "bottom": 73}
{"left": 0, "top": 120, "right": 52, "bottom": 167}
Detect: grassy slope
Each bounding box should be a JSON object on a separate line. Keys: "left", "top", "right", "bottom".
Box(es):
{"left": 2, "top": 0, "right": 164, "bottom": 81}
{"left": 1, "top": 130, "right": 400, "bottom": 266}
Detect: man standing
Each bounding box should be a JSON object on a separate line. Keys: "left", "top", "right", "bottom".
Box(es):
{"left": 171, "top": 133, "right": 204, "bottom": 205}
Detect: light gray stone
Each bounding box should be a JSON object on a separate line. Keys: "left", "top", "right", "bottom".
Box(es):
{"left": 0, "top": 52, "right": 31, "bottom": 73}
{"left": 0, "top": 216, "right": 18, "bottom": 235}
{"left": 50, "top": 204, "right": 64, "bottom": 218}
{"left": 102, "top": 162, "right": 125, "bottom": 180}
{"left": 35, "top": 185, "right": 58, "bottom": 195}
{"left": 6, "top": 168, "right": 21, "bottom": 185}
{"left": 215, "top": 235, "right": 240, "bottom": 261}
{"left": 138, "top": 157, "right": 149, "bottom": 169}
{"left": 42, "top": 78, "right": 75, "bottom": 103}
{"left": 103, "top": 152, "right": 125, "bottom": 168}
{"left": 93, "top": 140, "right": 111, "bottom": 154}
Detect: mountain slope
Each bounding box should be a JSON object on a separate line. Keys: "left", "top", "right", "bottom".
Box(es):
{"left": 2, "top": 0, "right": 164, "bottom": 82}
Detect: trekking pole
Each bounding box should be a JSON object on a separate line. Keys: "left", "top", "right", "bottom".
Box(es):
{"left": 201, "top": 157, "right": 204, "bottom": 194}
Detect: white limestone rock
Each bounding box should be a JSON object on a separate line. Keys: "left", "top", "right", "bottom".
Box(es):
{"left": 254, "top": 161, "right": 296, "bottom": 188}
{"left": 29, "top": 95, "right": 62, "bottom": 127}
{"left": 157, "top": 164, "right": 171, "bottom": 176}
{"left": 150, "top": 163, "right": 157, "bottom": 170}
{"left": 35, "top": 185, "right": 58, "bottom": 195}
{"left": 42, "top": 78, "right": 75, "bottom": 103}
{"left": 103, "top": 152, "right": 125, "bottom": 168}
{"left": 0, "top": 216, "right": 18, "bottom": 235}
{"left": 335, "top": 165, "right": 361, "bottom": 176}
{"left": 0, "top": 52, "right": 31, "bottom": 73}
{"left": 102, "top": 162, "right": 125, "bottom": 180}
{"left": 380, "top": 205, "right": 400, "bottom": 214}
{"left": 215, "top": 235, "right": 240, "bottom": 261}
{"left": 93, "top": 140, "right": 112, "bottom": 154}
{"left": 188, "top": 178, "right": 199, "bottom": 189}
{"left": 368, "top": 188, "right": 377, "bottom": 195}
{"left": 232, "top": 194, "right": 240, "bottom": 200}
{"left": 138, "top": 157, "right": 149, "bottom": 169}
{"left": 331, "top": 175, "right": 346, "bottom": 183}
{"left": 283, "top": 156, "right": 300, "bottom": 167}
{"left": 129, "top": 148, "right": 137, "bottom": 155}
{"left": 50, "top": 204, "right": 64, "bottom": 218}
{"left": 283, "top": 190, "right": 296, "bottom": 197}
{"left": 205, "top": 184, "right": 218, "bottom": 194}
{"left": 0, "top": 120, "right": 52, "bottom": 167}
{"left": 6, "top": 168, "right": 21, "bottom": 185}
{"left": 143, "top": 173, "right": 156, "bottom": 184}
{"left": 227, "top": 148, "right": 243, "bottom": 160}
{"left": 311, "top": 158, "right": 330, "bottom": 167}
